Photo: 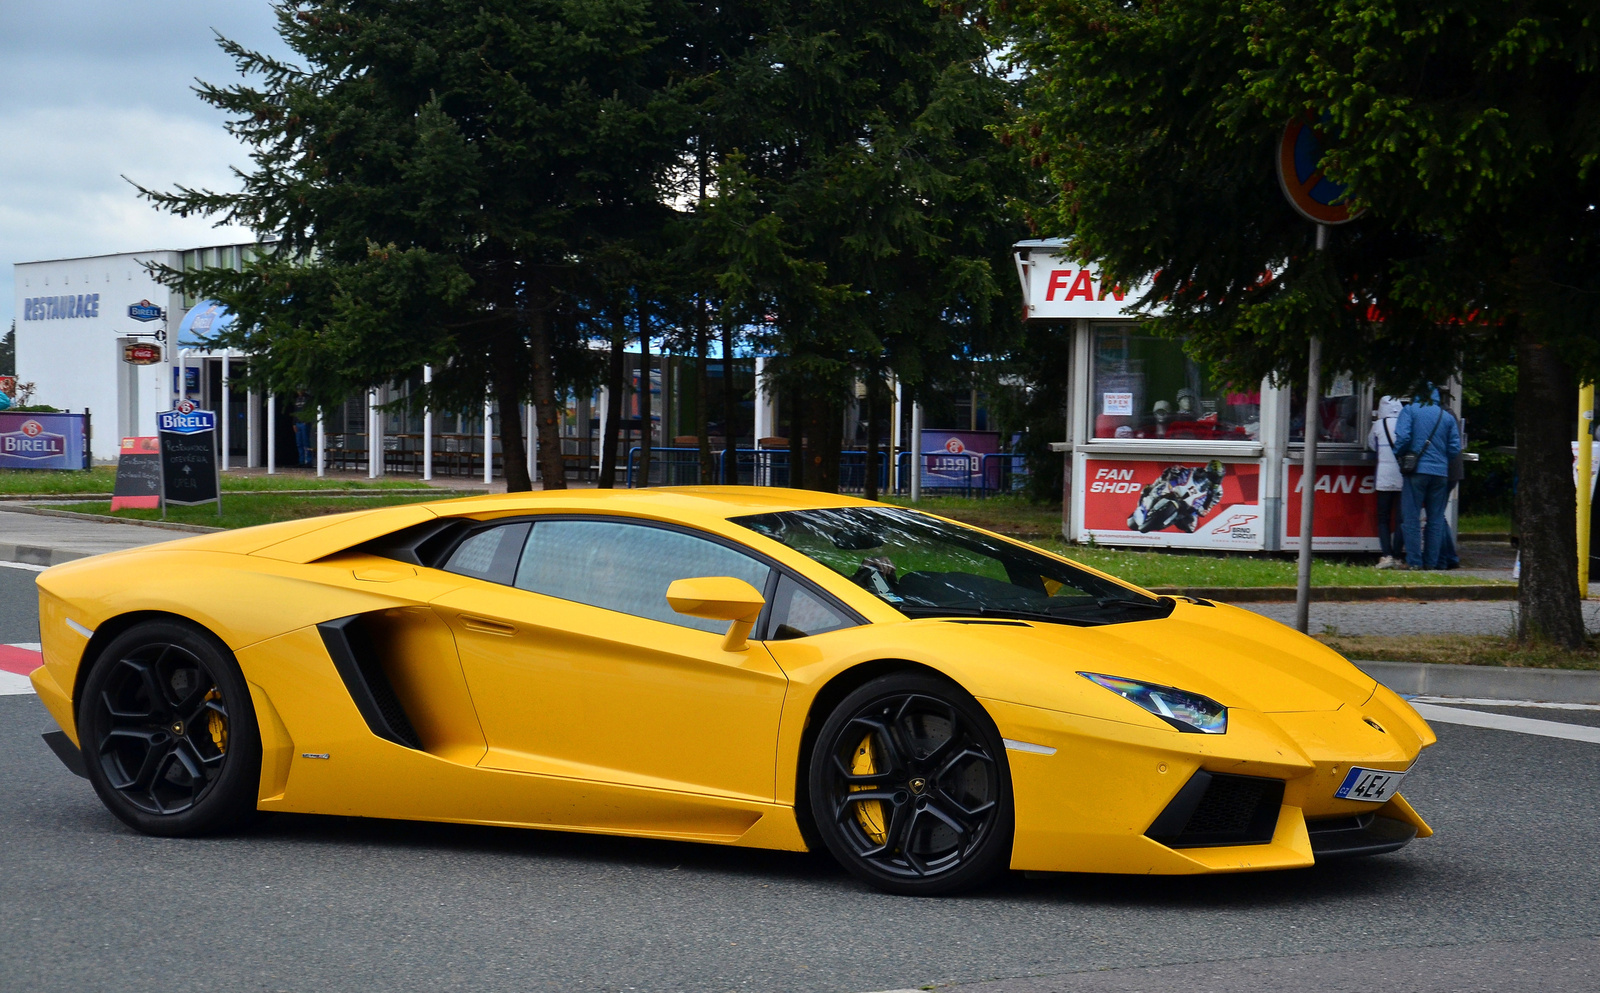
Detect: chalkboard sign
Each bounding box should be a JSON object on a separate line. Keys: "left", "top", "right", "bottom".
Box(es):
{"left": 157, "top": 401, "right": 221, "bottom": 514}
{"left": 110, "top": 437, "right": 161, "bottom": 511}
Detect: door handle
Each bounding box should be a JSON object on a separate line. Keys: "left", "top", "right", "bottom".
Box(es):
{"left": 460, "top": 615, "right": 516, "bottom": 637}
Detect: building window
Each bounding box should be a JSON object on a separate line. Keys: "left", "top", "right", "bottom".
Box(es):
{"left": 1089, "top": 326, "right": 1259, "bottom": 441}
{"left": 1289, "top": 376, "right": 1362, "bottom": 445}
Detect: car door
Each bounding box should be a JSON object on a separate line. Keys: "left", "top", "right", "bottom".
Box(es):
{"left": 429, "top": 516, "right": 788, "bottom": 805}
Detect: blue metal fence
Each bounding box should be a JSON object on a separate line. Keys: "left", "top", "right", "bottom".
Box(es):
{"left": 624, "top": 446, "right": 1028, "bottom": 497}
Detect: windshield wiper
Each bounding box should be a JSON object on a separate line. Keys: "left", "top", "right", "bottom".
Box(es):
{"left": 1092, "top": 596, "right": 1173, "bottom": 610}
{"left": 895, "top": 604, "right": 1104, "bottom": 627}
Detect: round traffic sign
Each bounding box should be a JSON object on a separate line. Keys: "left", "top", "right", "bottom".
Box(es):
{"left": 1277, "top": 115, "right": 1363, "bottom": 225}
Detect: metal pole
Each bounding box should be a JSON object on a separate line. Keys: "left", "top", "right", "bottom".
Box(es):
{"left": 266, "top": 392, "right": 276, "bottom": 474}
{"left": 422, "top": 364, "right": 434, "bottom": 481}
{"left": 368, "top": 388, "right": 379, "bottom": 479}
{"left": 1293, "top": 225, "right": 1330, "bottom": 633}
{"left": 910, "top": 401, "right": 924, "bottom": 503}
{"left": 219, "top": 354, "right": 230, "bottom": 471}
{"left": 316, "top": 409, "right": 326, "bottom": 478}
{"left": 1580, "top": 383, "right": 1594, "bottom": 598}
{"left": 483, "top": 397, "right": 493, "bottom": 485}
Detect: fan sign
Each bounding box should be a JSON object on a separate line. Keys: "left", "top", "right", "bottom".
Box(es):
{"left": 1281, "top": 463, "right": 1380, "bottom": 551}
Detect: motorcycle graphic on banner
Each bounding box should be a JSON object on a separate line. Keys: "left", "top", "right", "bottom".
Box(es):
{"left": 1080, "top": 457, "right": 1264, "bottom": 549}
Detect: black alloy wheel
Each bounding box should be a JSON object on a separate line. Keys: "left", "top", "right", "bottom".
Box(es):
{"left": 809, "top": 672, "right": 1013, "bottom": 895}
{"left": 78, "top": 620, "right": 261, "bottom": 836}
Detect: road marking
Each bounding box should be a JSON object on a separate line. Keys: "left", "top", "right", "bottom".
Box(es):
{"left": 1411, "top": 702, "right": 1600, "bottom": 744}
{"left": 0, "top": 644, "right": 42, "bottom": 695}
{"left": 0, "top": 560, "right": 47, "bottom": 572}
{"left": 1410, "top": 695, "right": 1600, "bottom": 712}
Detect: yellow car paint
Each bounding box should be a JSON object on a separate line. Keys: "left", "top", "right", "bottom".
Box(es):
{"left": 31, "top": 486, "right": 1434, "bottom": 875}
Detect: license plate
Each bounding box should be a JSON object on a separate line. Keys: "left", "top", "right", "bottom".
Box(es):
{"left": 1335, "top": 766, "right": 1405, "bottom": 803}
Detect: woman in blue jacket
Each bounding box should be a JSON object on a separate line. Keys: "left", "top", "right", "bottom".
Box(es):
{"left": 1393, "top": 384, "right": 1463, "bottom": 570}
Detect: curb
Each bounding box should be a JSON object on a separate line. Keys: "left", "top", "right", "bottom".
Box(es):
{"left": 1149, "top": 584, "right": 1516, "bottom": 602}
{"left": 0, "top": 506, "right": 222, "bottom": 534}
{"left": 0, "top": 542, "right": 88, "bottom": 567}
{"left": 1357, "top": 659, "right": 1600, "bottom": 705}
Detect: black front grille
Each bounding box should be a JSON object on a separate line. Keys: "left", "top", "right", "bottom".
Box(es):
{"left": 1146, "top": 771, "right": 1284, "bottom": 848}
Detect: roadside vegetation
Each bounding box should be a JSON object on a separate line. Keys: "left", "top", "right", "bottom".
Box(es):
{"left": 1316, "top": 633, "right": 1600, "bottom": 671}
{"left": 1040, "top": 544, "right": 1504, "bottom": 590}
{"left": 0, "top": 468, "right": 441, "bottom": 495}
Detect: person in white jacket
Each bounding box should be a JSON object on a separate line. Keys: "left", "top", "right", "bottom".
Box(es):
{"left": 1367, "top": 395, "right": 1406, "bottom": 568}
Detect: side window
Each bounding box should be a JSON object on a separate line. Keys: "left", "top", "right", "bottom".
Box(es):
{"left": 442, "top": 522, "right": 530, "bottom": 585}
{"left": 767, "top": 574, "right": 856, "bottom": 641}
{"left": 513, "top": 520, "right": 772, "bottom": 634}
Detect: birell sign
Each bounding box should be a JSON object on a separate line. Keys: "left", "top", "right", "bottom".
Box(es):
{"left": 128, "top": 299, "right": 164, "bottom": 322}
{"left": 0, "top": 412, "right": 89, "bottom": 470}
{"left": 156, "top": 399, "right": 221, "bottom": 514}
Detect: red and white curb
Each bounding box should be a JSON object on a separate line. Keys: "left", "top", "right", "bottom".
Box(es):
{"left": 0, "top": 643, "right": 42, "bottom": 696}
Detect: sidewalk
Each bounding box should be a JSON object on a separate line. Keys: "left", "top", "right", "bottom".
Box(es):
{"left": 0, "top": 507, "right": 185, "bottom": 566}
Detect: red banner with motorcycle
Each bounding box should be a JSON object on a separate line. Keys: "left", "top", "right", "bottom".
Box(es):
{"left": 1079, "top": 457, "right": 1264, "bottom": 549}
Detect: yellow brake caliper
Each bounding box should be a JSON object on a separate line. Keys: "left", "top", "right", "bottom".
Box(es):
{"left": 852, "top": 734, "right": 887, "bottom": 845}
{"left": 205, "top": 689, "right": 228, "bottom": 754}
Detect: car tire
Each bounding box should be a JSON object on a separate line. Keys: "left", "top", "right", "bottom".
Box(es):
{"left": 77, "top": 619, "right": 261, "bottom": 836}
{"left": 809, "top": 672, "right": 1013, "bottom": 895}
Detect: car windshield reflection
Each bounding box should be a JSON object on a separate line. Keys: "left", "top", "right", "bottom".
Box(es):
{"left": 731, "top": 507, "right": 1173, "bottom": 625}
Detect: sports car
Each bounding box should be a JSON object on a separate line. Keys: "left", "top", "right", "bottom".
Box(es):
{"left": 30, "top": 487, "right": 1435, "bottom": 895}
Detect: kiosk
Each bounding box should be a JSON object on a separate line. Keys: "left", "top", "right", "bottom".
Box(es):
{"left": 1015, "top": 239, "right": 1460, "bottom": 552}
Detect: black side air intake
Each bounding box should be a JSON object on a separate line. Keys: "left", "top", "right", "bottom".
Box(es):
{"left": 318, "top": 615, "right": 423, "bottom": 749}
{"left": 1146, "top": 770, "right": 1284, "bottom": 848}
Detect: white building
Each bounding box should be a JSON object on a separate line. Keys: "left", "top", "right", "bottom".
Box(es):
{"left": 13, "top": 244, "right": 259, "bottom": 461}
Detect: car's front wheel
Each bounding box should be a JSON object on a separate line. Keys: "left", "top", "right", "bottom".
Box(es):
{"left": 809, "top": 672, "right": 1013, "bottom": 895}
{"left": 78, "top": 619, "right": 261, "bottom": 836}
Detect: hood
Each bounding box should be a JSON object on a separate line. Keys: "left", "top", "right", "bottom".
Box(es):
{"left": 1413, "top": 383, "right": 1442, "bottom": 406}
{"left": 927, "top": 601, "right": 1374, "bottom": 716}
{"left": 1377, "top": 395, "right": 1403, "bottom": 420}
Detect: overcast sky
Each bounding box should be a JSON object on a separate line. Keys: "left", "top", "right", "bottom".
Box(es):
{"left": 1, "top": 1, "right": 295, "bottom": 333}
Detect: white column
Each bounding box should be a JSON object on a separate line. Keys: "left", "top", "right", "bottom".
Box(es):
{"left": 483, "top": 398, "right": 494, "bottom": 485}
{"left": 316, "top": 409, "right": 326, "bottom": 478}
{"left": 422, "top": 365, "right": 434, "bottom": 481}
{"left": 246, "top": 389, "right": 259, "bottom": 468}
{"left": 266, "top": 392, "right": 276, "bottom": 474}
{"left": 367, "top": 388, "right": 379, "bottom": 479}
{"left": 219, "top": 354, "right": 230, "bottom": 471}
{"left": 888, "top": 376, "right": 900, "bottom": 493}
{"left": 910, "top": 401, "right": 924, "bottom": 503}
{"left": 595, "top": 392, "right": 608, "bottom": 465}
{"left": 525, "top": 403, "right": 536, "bottom": 483}
{"left": 753, "top": 356, "right": 769, "bottom": 445}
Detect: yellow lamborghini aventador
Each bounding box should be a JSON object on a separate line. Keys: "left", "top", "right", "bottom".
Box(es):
{"left": 30, "top": 487, "right": 1434, "bottom": 895}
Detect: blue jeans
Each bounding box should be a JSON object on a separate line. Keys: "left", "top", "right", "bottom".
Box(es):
{"left": 1402, "top": 473, "right": 1450, "bottom": 569}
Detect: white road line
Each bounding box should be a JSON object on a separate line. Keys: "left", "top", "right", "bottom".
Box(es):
{"left": 1411, "top": 702, "right": 1600, "bottom": 744}
{"left": 0, "top": 560, "right": 47, "bottom": 572}
{"left": 1410, "top": 695, "right": 1600, "bottom": 712}
{"left": 0, "top": 670, "right": 34, "bottom": 695}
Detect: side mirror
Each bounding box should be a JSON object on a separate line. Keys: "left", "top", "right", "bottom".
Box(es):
{"left": 666, "top": 576, "right": 766, "bottom": 652}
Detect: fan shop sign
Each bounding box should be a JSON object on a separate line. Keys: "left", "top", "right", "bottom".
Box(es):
{"left": 1021, "top": 253, "right": 1159, "bottom": 320}
{"left": 1281, "top": 462, "right": 1379, "bottom": 551}
{"left": 0, "top": 412, "right": 88, "bottom": 470}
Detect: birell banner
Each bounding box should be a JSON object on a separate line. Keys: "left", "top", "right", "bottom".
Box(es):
{"left": 0, "top": 412, "right": 89, "bottom": 470}
{"left": 919, "top": 431, "right": 1000, "bottom": 491}
{"left": 1079, "top": 457, "right": 1264, "bottom": 550}
{"left": 1281, "top": 462, "right": 1380, "bottom": 551}
{"left": 157, "top": 400, "right": 221, "bottom": 511}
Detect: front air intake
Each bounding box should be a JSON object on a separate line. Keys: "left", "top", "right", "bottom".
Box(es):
{"left": 1145, "top": 770, "right": 1284, "bottom": 848}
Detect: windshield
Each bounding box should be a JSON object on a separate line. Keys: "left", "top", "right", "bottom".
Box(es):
{"left": 731, "top": 507, "right": 1172, "bottom": 625}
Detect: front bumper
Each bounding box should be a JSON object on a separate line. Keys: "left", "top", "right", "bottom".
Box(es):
{"left": 985, "top": 697, "right": 1433, "bottom": 875}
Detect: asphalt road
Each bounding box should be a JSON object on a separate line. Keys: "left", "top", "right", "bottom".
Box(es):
{"left": 0, "top": 565, "right": 40, "bottom": 643}
{"left": 4, "top": 563, "right": 1600, "bottom": 992}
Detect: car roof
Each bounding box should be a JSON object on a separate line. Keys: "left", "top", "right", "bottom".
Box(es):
{"left": 421, "top": 485, "right": 883, "bottom": 522}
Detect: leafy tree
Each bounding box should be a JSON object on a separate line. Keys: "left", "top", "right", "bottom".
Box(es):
{"left": 0, "top": 322, "right": 14, "bottom": 377}
{"left": 140, "top": 0, "right": 687, "bottom": 491}
{"left": 997, "top": 0, "right": 1600, "bottom": 645}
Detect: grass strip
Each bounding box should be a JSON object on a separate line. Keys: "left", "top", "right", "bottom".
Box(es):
{"left": 55, "top": 494, "right": 444, "bottom": 529}
{"left": 0, "top": 467, "right": 438, "bottom": 494}
{"left": 1316, "top": 633, "right": 1600, "bottom": 671}
{"left": 1034, "top": 541, "right": 1503, "bottom": 588}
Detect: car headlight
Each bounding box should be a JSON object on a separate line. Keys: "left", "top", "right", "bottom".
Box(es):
{"left": 1080, "top": 672, "right": 1228, "bottom": 734}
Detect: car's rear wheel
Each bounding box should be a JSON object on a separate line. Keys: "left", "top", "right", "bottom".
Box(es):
{"left": 78, "top": 620, "right": 261, "bottom": 836}
{"left": 809, "top": 672, "right": 1013, "bottom": 895}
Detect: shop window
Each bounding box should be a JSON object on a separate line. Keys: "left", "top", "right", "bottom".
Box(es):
{"left": 1090, "top": 327, "right": 1258, "bottom": 442}
{"left": 1290, "top": 374, "right": 1361, "bottom": 444}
